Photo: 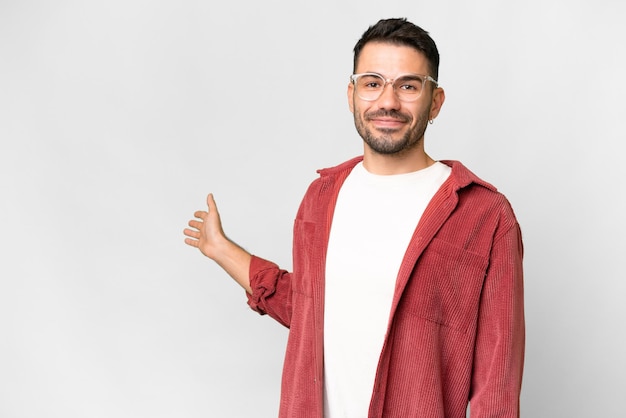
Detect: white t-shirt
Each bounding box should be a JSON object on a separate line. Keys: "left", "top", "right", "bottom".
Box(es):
{"left": 323, "top": 161, "right": 451, "bottom": 418}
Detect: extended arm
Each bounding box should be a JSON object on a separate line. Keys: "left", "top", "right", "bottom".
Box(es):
{"left": 183, "top": 193, "right": 252, "bottom": 294}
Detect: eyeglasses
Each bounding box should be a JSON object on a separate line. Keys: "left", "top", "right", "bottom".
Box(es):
{"left": 350, "top": 72, "right": 438, "bottom": 102}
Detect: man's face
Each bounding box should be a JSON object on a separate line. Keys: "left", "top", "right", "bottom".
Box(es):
{"left": 348, "top": 42, "right": 439, "bottom": 156}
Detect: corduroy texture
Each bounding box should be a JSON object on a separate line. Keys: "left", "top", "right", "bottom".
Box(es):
{"left": 247, "top": 157, "right": 525, "bottom": 418}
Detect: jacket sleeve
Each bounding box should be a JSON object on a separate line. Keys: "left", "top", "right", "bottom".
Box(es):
{"left": 470, "top": 221, "right": 525, "bottom": 417}
{"left": 245, "top": 255, "right": 293, "bottom": 328}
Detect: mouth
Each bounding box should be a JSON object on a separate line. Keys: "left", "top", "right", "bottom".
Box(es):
{"left": 365, "top": 111, "right": 410, "bottom": 131}
{"left": 368, "top": 117, "right": 407, "bottom": 130}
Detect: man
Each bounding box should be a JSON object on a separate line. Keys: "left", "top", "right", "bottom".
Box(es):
{"left": 184, "top": 18, "right": 524, "bottom": 418}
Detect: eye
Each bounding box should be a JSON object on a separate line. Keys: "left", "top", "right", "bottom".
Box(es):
{"left": 396, "top": 77, "right": 423, "bottom": 92}
{"left": 358, "top": 75, "right": 384, "bottom": 90}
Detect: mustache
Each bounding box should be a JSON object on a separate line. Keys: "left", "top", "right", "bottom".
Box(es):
{"left": 364, "top": 110, "right": 411, "bottom": 122}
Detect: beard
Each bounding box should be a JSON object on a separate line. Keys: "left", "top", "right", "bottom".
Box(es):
{"left": 354, "top": 107, "right": 430, "bottom": 155}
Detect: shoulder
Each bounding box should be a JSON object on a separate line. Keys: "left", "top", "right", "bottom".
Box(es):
{"left": 441, "top": 160, "right": 497, "bottom": 191}
{"left": 443, "top": 160, "right": 519, "bottom": 226}
{"left": 295, "top": 156, "right": 363, "bottom": 219}
{"left": 316, "top": 156, "right": 364, "bottom": 178}
{"left": 304, "top": 156, "right": 363, "bottom": 192}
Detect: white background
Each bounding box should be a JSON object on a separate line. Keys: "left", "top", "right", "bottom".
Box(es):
{"left": 1, "top": 1, "right": 625, "bottom": 417}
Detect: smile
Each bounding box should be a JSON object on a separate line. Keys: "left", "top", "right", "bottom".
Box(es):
{"left": 369, "top": 117, "right": 407, "bottom": 129}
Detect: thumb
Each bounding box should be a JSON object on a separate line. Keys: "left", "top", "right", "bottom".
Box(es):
{"left": 206, "top": 193, "right": 219, "bottom": 216}
{"left": 205, "top": 193, "right": 226, "bottom": 237}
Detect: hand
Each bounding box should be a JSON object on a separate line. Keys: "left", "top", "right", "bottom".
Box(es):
{"left": 183, "top": 193, "right": 253, "bottom": 293}
{"left": 183, "top": 193, "right": 227, "bottom": 260}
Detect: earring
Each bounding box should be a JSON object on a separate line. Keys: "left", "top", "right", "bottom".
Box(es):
{"left": 428, "top": 119, "right": 434, "bottom": 125}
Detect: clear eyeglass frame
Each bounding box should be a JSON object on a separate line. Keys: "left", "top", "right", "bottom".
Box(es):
{"left": 350, "top": 72, "right": 438, "bottom": 102}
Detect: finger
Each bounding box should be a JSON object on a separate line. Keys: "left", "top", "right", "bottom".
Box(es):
{"left": 187, "top": 219, "right": 203, "bottom": 230}
{"left": 184, "top": 237, "right": 199, "bottom": 247}
{"left": 194, "top": 210, "right": 208, "bottom": 219}
{"left": 183, "top": 228, "right": 200, "bottom": 238}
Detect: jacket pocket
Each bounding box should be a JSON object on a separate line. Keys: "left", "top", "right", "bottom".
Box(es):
{"left": 400, "top": 237, "right": 489, "bottom": 333}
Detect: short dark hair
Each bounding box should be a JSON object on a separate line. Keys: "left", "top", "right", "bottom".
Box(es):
{"left": 353, "top": 18, "right": 440, "bottom": 80}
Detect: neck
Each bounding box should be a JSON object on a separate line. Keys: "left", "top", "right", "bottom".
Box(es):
{"left": 362, "top": 147, "right": 435, "bottom": 175}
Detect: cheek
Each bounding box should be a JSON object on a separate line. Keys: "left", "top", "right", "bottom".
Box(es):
{"left": 352, "top": 100, "right": 367, "bottom": 118}
{"left": 407, "top": 103, "right": 429, "bottom": 123}
{"left": 350, "top": 97, "right": 370, "bottom": 117}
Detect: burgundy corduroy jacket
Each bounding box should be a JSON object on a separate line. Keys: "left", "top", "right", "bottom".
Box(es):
{"left": 247, "top": 157, "right": 525, "bottom": 418}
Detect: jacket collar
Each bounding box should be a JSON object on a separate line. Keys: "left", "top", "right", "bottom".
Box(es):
{"left": 317, "top": 156, "right": 497, "bottom": 193}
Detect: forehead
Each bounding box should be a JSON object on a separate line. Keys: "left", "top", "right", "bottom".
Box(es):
{"left": 355, "top": 42, "right": 430, "bottom": 77}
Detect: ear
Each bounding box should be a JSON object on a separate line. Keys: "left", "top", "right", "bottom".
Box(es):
{"left": 429, "top": 87, "right": 445, "bottom": 120}
{"left": 347, "top": 82, "right": 355, "bottom": 114}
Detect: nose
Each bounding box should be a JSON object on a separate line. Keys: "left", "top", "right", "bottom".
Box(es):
{"left": 376, "top": 81, "right": 401, "bottom": 110}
